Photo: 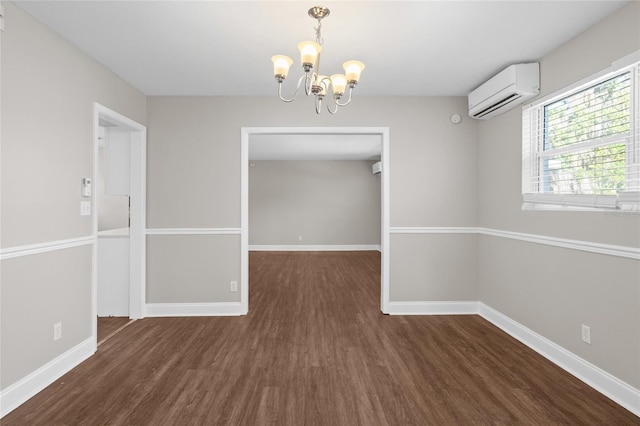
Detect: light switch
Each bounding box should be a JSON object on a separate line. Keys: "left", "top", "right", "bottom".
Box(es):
{"left": 80, "top": 201, "right": 91, "bottom": 216}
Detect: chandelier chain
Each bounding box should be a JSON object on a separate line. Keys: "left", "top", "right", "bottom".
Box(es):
{"left": 314, "top": 19, "right": 324, "bottom": 45}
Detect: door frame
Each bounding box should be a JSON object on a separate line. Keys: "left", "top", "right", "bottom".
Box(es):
{"left": 92, "top": 103, "right": 147, "bottom": 343}
{"left": 240, "top": 127, "right": 390, "bottom": 314}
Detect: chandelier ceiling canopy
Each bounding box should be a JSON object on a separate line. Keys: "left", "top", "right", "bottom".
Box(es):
{"left": 271, "top": 6, "right": 365, "bottom": 114}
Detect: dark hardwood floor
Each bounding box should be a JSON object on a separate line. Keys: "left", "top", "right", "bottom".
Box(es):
{"left": 97, "top": 316, "right": 134, "bottom": 346}
{"left": 4, "top": 251, "right": 638, "bottom": 425}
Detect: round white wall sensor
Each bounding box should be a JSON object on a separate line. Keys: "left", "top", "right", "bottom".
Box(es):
{"left": 450, "top": 114, "right": 462, "bottom": 124}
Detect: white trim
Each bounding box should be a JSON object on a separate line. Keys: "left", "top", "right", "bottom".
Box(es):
{"left": 0, "top": 337, "right": 94, "bottom": 418}
{"left": 478, "top": 303, "right": 640, "bottom": 417}
{"left": 380, "top": 127, "right": 390, "bottom": 314}
{"left": 0, "top": 236, "right": 94, "bottom": 260}
{"left": 146, "top": 228, "right": 242, "bottom": 235}
{"left": 387, "top": 301, "right": 479, "bottom": 315}
{"left": 249, "top": 244, "right": 381, "bottom": 252}
{"left": 145, "top": 302, "right": 243, "bottom": 317}
{"left": 388, "top": 226, "right": 639, "bottom": 260}
{"left": 241, "top": 127, "right": 391, "bottom": 315}
{"left": 93, "top": 103, "right": 147, "bottom": 331}
{"left": 128, "top": 124, "right": 147, "bottom": 320}
{"left": 390, "top": 227, "right": 479, "bottom": 234}
{"left": 478, "top": 227, "right": 640, "bottom": 260}
{"left": 241, "top": 129, "right": 250, "bottom": 315}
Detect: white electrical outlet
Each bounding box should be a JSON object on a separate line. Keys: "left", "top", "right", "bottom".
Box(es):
{"left": 298, "top": 235, "right": 303, "bottom": 241}
{"left": 80, "top": 201, "right": 91, "bottom": 216}
{"left": 581, "top": 324, "right": 591, "bottom": 344}
{"left": 230, "top": 281, "right": 238, "bottom": 292}
{"left": 54, "top": 322, "right": 62, "bottom": 341}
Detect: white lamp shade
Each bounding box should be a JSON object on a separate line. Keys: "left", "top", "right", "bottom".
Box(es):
{"left": 298, "top": 41, "right": 322, "bottom": 67}
{"left": 343, "top": 60, "right": 365, "bottom": 83}
{"left": 330, "top": 74, "right": 347, "bottom": 96}
{"left": 272, "top": 55, "right": 294, "bottom": 78}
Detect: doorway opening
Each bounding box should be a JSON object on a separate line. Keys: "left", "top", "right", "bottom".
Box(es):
{"left": 240, "top": 127, "right": 390, "bottom": 315}
{"left": 92, "top": 103, "right": 146, "bottom": 346}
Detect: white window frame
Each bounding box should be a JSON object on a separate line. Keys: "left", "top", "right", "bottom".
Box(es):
{"left": 522, "top": 51, "right": 640, "bottom": 211}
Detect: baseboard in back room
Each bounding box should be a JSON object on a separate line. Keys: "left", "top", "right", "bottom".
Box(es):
{"left": 249, "top": 245, "right": 381, "bottom": 252}
{"left": 145, "top": 302, "right": 244, "bottom": 317}
{"left": 387, "top": 301, "right": 479, "bottom": 315}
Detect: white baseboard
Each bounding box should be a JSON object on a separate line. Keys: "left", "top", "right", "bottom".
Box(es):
{"left": 0, "top": 337, "right": 95, "bottom": 418}
{"left": 387, "top": 301, "right": 479, "bottom": 315}
{"left": 145, "top": 302, "right": 244, "bottom": 317}
{"left": 249, "top": 244, "right": 381, "bottom": 252}
{"left": 478, "top": 303, "right": 640, "bottom": 417}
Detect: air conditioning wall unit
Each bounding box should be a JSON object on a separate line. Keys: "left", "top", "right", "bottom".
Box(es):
{"left": 468, "top": 63, "right": 539, "bottom": 120}
{"left": 372, "top": 161, "right": 382, "bottom": 175}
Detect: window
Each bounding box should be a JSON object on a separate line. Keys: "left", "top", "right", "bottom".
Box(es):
{"left": 522, "top": 55, "right": 640, "bottom": 210}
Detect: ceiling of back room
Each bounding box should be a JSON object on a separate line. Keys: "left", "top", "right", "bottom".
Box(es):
{"left": 249, "top": 133, "right": 382, "bottom": 160}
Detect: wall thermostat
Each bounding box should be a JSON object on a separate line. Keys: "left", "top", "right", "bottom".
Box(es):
{"left": 450, "top": 114, "right": 462, "bottom": 124}
{"left": 81, "top": 178, "right": 92, "bottom": 197}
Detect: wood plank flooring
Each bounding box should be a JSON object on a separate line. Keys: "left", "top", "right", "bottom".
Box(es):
{"left": 97, "top": 316, "right": 134, "bottom": 346}
{"left": 3, "top": 251, "right": 638, "bottom": 425}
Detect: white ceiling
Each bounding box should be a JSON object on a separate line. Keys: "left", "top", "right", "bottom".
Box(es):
{"left": 249, "top": 133, "right": 382, "bottom": 160}
{"left": 13, "top": 0, "right": 630, "bottom": 97}
{"left": 13, "top": 0, "right": 630, "bottom": 160}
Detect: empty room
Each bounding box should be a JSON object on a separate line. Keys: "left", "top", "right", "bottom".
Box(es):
{"left": 1, "top": 1, "right": 639, "bottom": 424}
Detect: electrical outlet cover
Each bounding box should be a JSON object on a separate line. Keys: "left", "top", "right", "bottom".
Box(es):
{"left": 54, "top": 322, "right": 62, "bottom": 341}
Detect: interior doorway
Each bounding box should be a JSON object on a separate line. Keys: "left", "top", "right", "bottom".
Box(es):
{"left": 240, "top": 127, "right": 390, "bottom": 315}
{"left": 92, "top": 103, "right": 147, "bottom": 346}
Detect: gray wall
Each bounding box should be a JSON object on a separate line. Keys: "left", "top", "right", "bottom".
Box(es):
{"left": 390, "top": 233, "right": 478, "bottom": 301}
{"left": 146, "top": 95, "right": 478, "bottom": 306}
{"left": 146, "top": 234, "right": 241, "bottom": 303}
{"left": 1, "top": 3, "right": 146, "bottom": 389}
{"left": 249, "top": 160, "right": 381, "bottom": 246}
{"left": 477, "top": 2, "right": 640, "bottom": 388}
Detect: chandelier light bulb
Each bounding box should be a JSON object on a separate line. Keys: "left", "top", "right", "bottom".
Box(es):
{"left": 330, "top": 74, "right": 347, "bottom": 96}
{"left": 272, "top": 55, "right": 294, "bottom": 80}
{"left": 298, "top": 41, "right": 321, "bottom": 69}
{"left": 343, "top": 60, "right": 365, "bottom": 85}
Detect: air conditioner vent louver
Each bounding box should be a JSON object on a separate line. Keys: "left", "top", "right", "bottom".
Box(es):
{"left": 468, "top": 63, "right": 539, "bottom": 120}
{"left": 472, "top": 93, "right": 522, "bottom": 119}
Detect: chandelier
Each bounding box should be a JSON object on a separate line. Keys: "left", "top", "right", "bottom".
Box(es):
{"left": 271, "top": 6, "right": 365, "bottom": 114}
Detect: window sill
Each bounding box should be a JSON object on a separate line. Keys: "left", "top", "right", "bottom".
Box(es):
{"left": 520, "top": 202, "right": 640, "bottom": 213}
{"left": 521, "top": 193, "right": 640, "bottom": 213}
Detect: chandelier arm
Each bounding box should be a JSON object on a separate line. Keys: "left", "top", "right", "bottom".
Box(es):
{"left": 315, "top": 96, "right": 323, "bottom": 114}
{"left": 326, "top": 100, "right": 339, "bottom": 114}
{"left": 304, "top": 73, "right": 314, "bottom": 96}
{"left": 278, "top": 74, "right": 309, "bottom": 103}
{"left": 335, "top": 86, "right": 354, "bottom": 107}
